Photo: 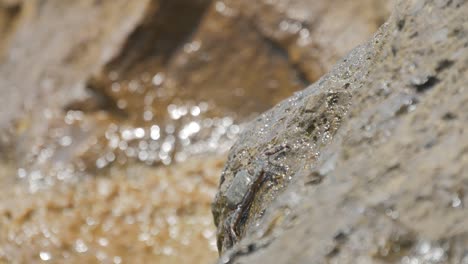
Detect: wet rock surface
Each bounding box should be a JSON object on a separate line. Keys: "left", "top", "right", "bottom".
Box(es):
{"left": 0, "top": 0, "right": 389, "bottom": 263}
{"left": 213, "top": 0, "right": 468, "bottom": 262}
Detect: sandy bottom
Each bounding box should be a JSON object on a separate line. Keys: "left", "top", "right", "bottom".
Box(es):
{"left": 0, "top": 155, "right": 225, "bottom": 263}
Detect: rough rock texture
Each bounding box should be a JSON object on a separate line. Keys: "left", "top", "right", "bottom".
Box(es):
{"left": 213, "top": 0, "right": 468, "bottom": 262}
{"left": 0, "top": 0, "right": 389, "bottom": 263}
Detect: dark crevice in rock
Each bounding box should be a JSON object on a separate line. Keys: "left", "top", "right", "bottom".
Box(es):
{"left": 436, "top": 59, "right": 455, "bottom": 73}
{"left": 67, "top": 0, "right": 214, "bottom": 122}
{"left": 442, "top": 112, "right": 457, "bottom": 120}
{"left": 412, "top": 76, "right": 440, "bottom": 93}
{"left": 396, "top": 18, "right": 406, "bottom": 31}
{"left": 106, "top": 0, "right": 213, "bottom": 76}
{"left": 1, "top": 2, "right": 20, "bottom": 20}
{"left": 221, "top": 239, "right": 273, "bottom": 264}
{"left": 0, "top": 1, "right": 22, "bottom": 58}
{"left": 304, "top": 171, "right": 325, "bottom": 185}
{"left": 254, "top": 26, "right": 312, "bottom": 88}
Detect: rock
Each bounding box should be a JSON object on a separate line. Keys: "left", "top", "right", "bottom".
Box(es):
{"left": 0, "top": 0, "right": 150, "bottom": 162}
{"left": 0, "top": 0, "right": 391, "bottom": 263}
{"left": 213, "top": 0, "right": 468, "bottom": 262}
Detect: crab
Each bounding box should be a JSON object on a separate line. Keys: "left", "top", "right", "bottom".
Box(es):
{"left": 221, "top": 144, "right": 290, "bottom": 249}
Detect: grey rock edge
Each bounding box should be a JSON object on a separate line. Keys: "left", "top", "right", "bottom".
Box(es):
{"left": 213, "top": 0, "right": 468, "bottom": 263}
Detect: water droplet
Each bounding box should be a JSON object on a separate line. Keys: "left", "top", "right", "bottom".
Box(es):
{"left": 134, "top": 128, "right": 145, "bottom": 139}
{"left": 39, "top": 251, "right": 52, "bottom": 261}
{"left": 143, "top": 110, "right": 153, "bottom": 121}
{"left": 96, "top": 157, "right": 108, "bottom": 169}
{"left": 138, "top": 151, "right": 149, "bottom": 161}
{"left": 105, "top": 152, "right": 116, "bottom": 162}
{"left": 150, "top": 125, "right": 160, "bottom": 140}
{"left": 111, "top": 82, "right": 121, "bottom": 92}
{"left": 184, "top": 40, "right": 201, "bottom": 53}
{"left": 190, "top": 106, "right": 201, "bottom": 116}
{"left": 117, "top": 99, "right": 127, "bottom": 109}
{"left": 128, "top": 80, "right": 140, "bottom": 92}
{"left": 165, "top": 125, "right": 175, "bottom": 134}
{"left": 17, "top": 168, "right": 27, "bottom": 178}
{"left": 215, "top": 1, "right": 226, "bottom": 13}
{"left": 199, "top": 102, "right": 209, "bottom": 112}
{"left": 152, "top": 73, "right": 165, "bottom": 86}
{"left": 74, "top": 239, "right": 88, "bottom": 253}
{"left": 162, "top": 142, "right": 173, "bottom": 153}
{"left": 113, "top": 256, "right": 122, "bottom": 264}
{"left": 98, "top": 237, "right": 109, "bottom": 247}
{"left": 59, "top": 136, "right": 72, "bottom": 147}
{"left": 162, "top": 246, "right": 174, "bottom": 256}
{"left": 451, "top": 194, "right": 462, "bottom": 208}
